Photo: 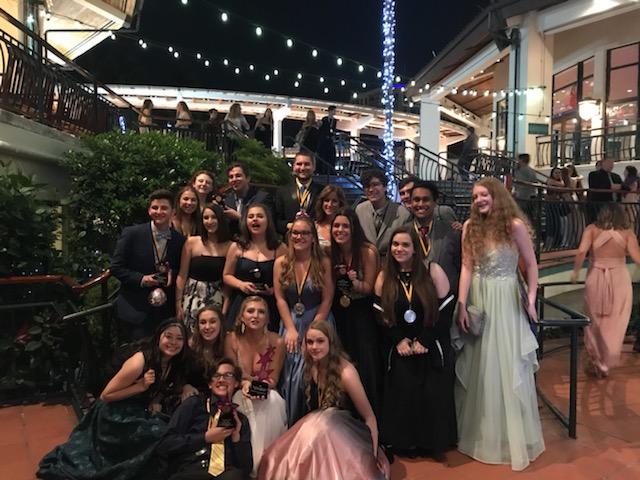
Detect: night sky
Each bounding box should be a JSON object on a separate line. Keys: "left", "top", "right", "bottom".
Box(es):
{"left": 78, "top": 0, "right": 490, "bottom": 103}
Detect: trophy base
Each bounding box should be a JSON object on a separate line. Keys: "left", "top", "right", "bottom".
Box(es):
{"left": 248, "top": 380, "right": 269, "bottom": 397}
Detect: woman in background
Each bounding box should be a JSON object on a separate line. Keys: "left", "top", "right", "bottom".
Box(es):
{"left": 254, "top": 108, "right": 274, "bottom": 149}
{"left": 572, "top": 202, "right": 640, "bottom": 377}
{"left": 258, "top": 320, "right": 390, "bottom": 480}
{"left": 224, "top": 102, "right": 251, "bottom": 133}
{"left": 314, "top": 185, "right": 347, "bottom": 250}
{"left": 224, "top": 204, "right": 287, "bottom": 332}
{"left": 138, "top": 99, "right": 153, "bottom": 133}
{"left": 274, "top": 214, "right": 335, "bottom": 426}
{"left": 175, "top": 204, "right": 232, "bottom": 331}
{"left": 456, "top": 177, "right": 543, "bottom": 471}
{"left": 297, "top": 109, "right": 320, "bottom": 154}
{"left": 171, "top": 186, "right": 200, "bottom": 237}
{"left": 175, "top": 101, "right": 193, "bottom": 129}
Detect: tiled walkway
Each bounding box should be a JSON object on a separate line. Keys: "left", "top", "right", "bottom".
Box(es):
{"left": 2, "top": 339, "right": 639, "bottom": 480}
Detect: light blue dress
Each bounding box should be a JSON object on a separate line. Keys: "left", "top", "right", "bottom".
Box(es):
{"left": 454, "top": 246, "right": 545, "bottom": 471}
{"left": 279, "top": 279, "right": 335, "bottom": 426}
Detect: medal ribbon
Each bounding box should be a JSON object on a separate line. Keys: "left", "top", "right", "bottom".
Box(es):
{"left": 296, "top": 180, "right": 312, "bottom": 210}
{"left": 294, "top": 261, "right": 312, "bottom": 301}
{"left": 151, "top": 231, "right": 169, "bottom": 264}
{"left": 399, "top": 277, "right": 413, "bottom": 304}
{"left": 413, "top": 220, "right": 433, "bottom": 258}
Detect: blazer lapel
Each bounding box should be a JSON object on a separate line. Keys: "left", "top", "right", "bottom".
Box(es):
{"left": 377, "top": 201, "right": 395, "bottom": 241}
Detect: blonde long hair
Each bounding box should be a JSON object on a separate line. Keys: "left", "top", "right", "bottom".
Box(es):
{"left": 464, "top": 177, "right": 533, "bottom": 263}
{"left": 302, "top": 320, "right": 348, "bottom": 409}
{"left": 279, "top": 216, "right": 326, "bottom": 290}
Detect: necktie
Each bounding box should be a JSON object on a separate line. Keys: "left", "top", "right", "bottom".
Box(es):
{"left": 300, "top": 184, "right": 306, "bottom": 195}
{"left": 208, "top": 410, "right": 225, "bottom": 476}
{"left": 155, "top": 230, "right": 171, "bottom": 241}
{"left": 374, "top": 211, "right": 382, "bottom": 234}
{"left": 236, "top": 197, "right": 243, "bottom": 215}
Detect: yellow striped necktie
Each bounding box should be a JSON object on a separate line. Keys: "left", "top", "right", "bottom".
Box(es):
{"left": 207, "top": 406, "right": 225, "bottom": 476}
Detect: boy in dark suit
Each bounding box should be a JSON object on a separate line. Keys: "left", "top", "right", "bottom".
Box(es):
{"left": 111, "top": 189, "right": 186, "bottom": 339}
{"left": 274, "top": 151, "right": 324, "bottom": 235}
{"left": 223, "top": 163, "right": 274, "bottom": 236}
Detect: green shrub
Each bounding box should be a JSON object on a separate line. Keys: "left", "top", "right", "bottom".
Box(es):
{"left": 0, "top": 161, "right": 59, "bottom": 277}
{"left": 231, "top": 136, "right": 292, "bottom": 186}
{"left": 62, "top": 130, "right": 221, "bottom": 272}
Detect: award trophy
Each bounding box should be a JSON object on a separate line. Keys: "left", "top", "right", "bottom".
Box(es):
{"left": 248, "top": 346, "right": 276, "bottom": 398}
{"left": 215, "top": 393, "right": 239, "bottom": 429}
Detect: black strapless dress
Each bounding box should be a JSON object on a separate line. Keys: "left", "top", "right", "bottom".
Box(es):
{"left": 181, "top": 255, "right": 225, "bottom": 333}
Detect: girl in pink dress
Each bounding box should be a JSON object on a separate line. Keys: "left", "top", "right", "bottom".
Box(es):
{"left": 572, "top": 202, "right": 640, "bottom": 377}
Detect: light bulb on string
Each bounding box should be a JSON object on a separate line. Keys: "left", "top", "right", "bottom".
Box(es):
{"left": 273, "top": 69, "right": 279, "bottom": 75}
{"left": 249, "top": 64, "right": 255, "bottom": 71}
{"left": 234, "top": 68, "right": 240, "bottom": 74}
{"left": 204, "top": 60, "right": 210, "bottom": 67}
{"left": 196, "top": 53, "right": 201, "bottom": 60}
{"left": 255, "top": 26, "right": 263, "bottom": 36}
{"left": 168, "top": 46, "right": 174, "bottom": 52}
{"left": 410, "top": 80, "right": 416, "bottom": 86}
{"left": 286, "top": 38, "right": 293, "bottom": 47}
{"left": 265, "top": 74, "right": 271, "bottom": 80}
{"left": 181, "top": 0, "right": 188, "bottom": 5}
{"left": 395, "top": 75, "right": 401, "bottom": 82}
{"left": 138, "top": 39, "right": 143, "bottom": 45}
{"left": 362, "top": 82, "right": 367, "bottom": 89}
{"left": 221, "top": 12, "right": 228, "bottom": 22}
{"left": 352, "top": 92, "right": 358, "bottom": 99}
{"left": 425, "top": 83, "right": 430, "bottom": 90}
{"left": 173, "top": 52, "right": 179, "bottom": 58}
{"left": 377, "top": 71, "right": 382, "bottom": 78}
{"left": 340, "top": 80, "right": 346, "bottom": 86}
{"left": 358, "top": 65, "right": 364, "bottom": 73}
{"left": 110, "top": 33, "right": 116, "bottom": 40}
{"left": 312, "top": 49, "right": 318, "bottom": 57}
{"left": 324, "top": 87, "right": 329, "bottom": 94}
{"left": 294, "top": 81, "right": 300, "bottom": 87}
{"left": 223, "top": 59, "right": 229, "bottom": 66}
{"left": 319, "top": 76, "right": 325, "bottom": 83}
{"left": 337, "top": 58, "right": 343, "bottom": 66}
{"left": 297, "top": 73, "right": 302, "bottom": 79}
{"left": 142, "top": 42, "right": 147, "bottom": 49}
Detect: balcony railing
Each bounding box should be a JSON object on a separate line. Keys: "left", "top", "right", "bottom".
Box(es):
{"left": 535, "top": 124, "right": 640, "bottom": 167}
{"left": 0, "top": 7, "right": 136, "bottom": 135}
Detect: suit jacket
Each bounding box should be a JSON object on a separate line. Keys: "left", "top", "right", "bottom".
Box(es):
{"left": 275, "top": 179, "right": 324, "bottom": 235}
{"left": 355, "top": 200, "right": 411, "bottom": 257}
{"left": 110, "top": 222, "right": 185, "bottom": 325}
{"left": 223, "top": 186, "right": 275, "bottom": 236}
{"left": 407, "top": 217, "right": 461, "bottom": 291}
{"left": 588, "top": 169, "right": 622, "bottom": 203}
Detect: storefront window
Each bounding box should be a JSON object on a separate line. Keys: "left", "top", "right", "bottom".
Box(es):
{"left": 607, "top": 43, "right": 640, "bottom": 127}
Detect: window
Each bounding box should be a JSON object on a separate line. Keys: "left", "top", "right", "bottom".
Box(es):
{"left": 607, "top": 43, "right": 640, "bottom": 127}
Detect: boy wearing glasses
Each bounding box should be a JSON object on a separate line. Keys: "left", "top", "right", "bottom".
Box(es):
{"left": 355, "top": 169, "right": 410, "bottom": 257}
{"left": 158, "top": 358, "right": 252, "bottom": 480}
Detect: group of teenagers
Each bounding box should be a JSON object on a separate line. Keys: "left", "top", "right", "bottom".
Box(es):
{"left": 38, "top": 151, "right": 547, "bottom": 479}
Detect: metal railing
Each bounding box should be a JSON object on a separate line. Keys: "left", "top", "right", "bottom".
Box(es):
{"left": 513, "top": 181, "right": 640, "bottom": 258}
{"left": 0, "top": 271, "right": 116, "bottom": 417}
{"left": 0, "top": 7, "right": 137, "bottom": 135}
{"left": 535, "top": 286, "right": 590, "bottom": 439}
{"left": 536, "top": 124, "right": 640, "bottom": 167}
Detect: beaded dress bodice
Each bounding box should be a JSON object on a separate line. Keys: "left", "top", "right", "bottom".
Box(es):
{"left": 473, "top": 246, "right": 518, "bottom": 279}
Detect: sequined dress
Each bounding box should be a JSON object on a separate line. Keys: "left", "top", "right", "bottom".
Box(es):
{"left": 454, "top": 246, "right": 544, "bottom": 471}
{"left": 182, "top": 255, "right": 225, "bottom": 333}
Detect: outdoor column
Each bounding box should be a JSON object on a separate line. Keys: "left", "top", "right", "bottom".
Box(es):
{"left": 507, "top": 11, "right": 553, "bottom": 158}
{"left": 272, "top": 106, "right": 290, "bottom": 153}
{"left": 419, "top": 95, "right": 440, "bottom": 179}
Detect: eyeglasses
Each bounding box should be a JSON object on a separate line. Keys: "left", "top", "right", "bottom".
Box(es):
{"left": 211, "top": 372, "right": 236, "bottom": 380}
{"left": 365, "top": 182, "right": 384, "bottom": 190}
{"left": 291, "top": 230, "right": 312, "bottom": 237}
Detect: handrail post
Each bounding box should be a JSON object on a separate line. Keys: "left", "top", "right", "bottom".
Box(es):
{"left": 569, "top": 323, "right": 579, "bottom": 438}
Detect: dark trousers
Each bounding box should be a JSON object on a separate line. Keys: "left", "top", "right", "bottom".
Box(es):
{"left": 168, "top": 467, "right": 243, "bottom": 480}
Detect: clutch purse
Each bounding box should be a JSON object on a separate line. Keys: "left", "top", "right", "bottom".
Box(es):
{"left": 466, "top": 304, "right": 486, "bottom": 336}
